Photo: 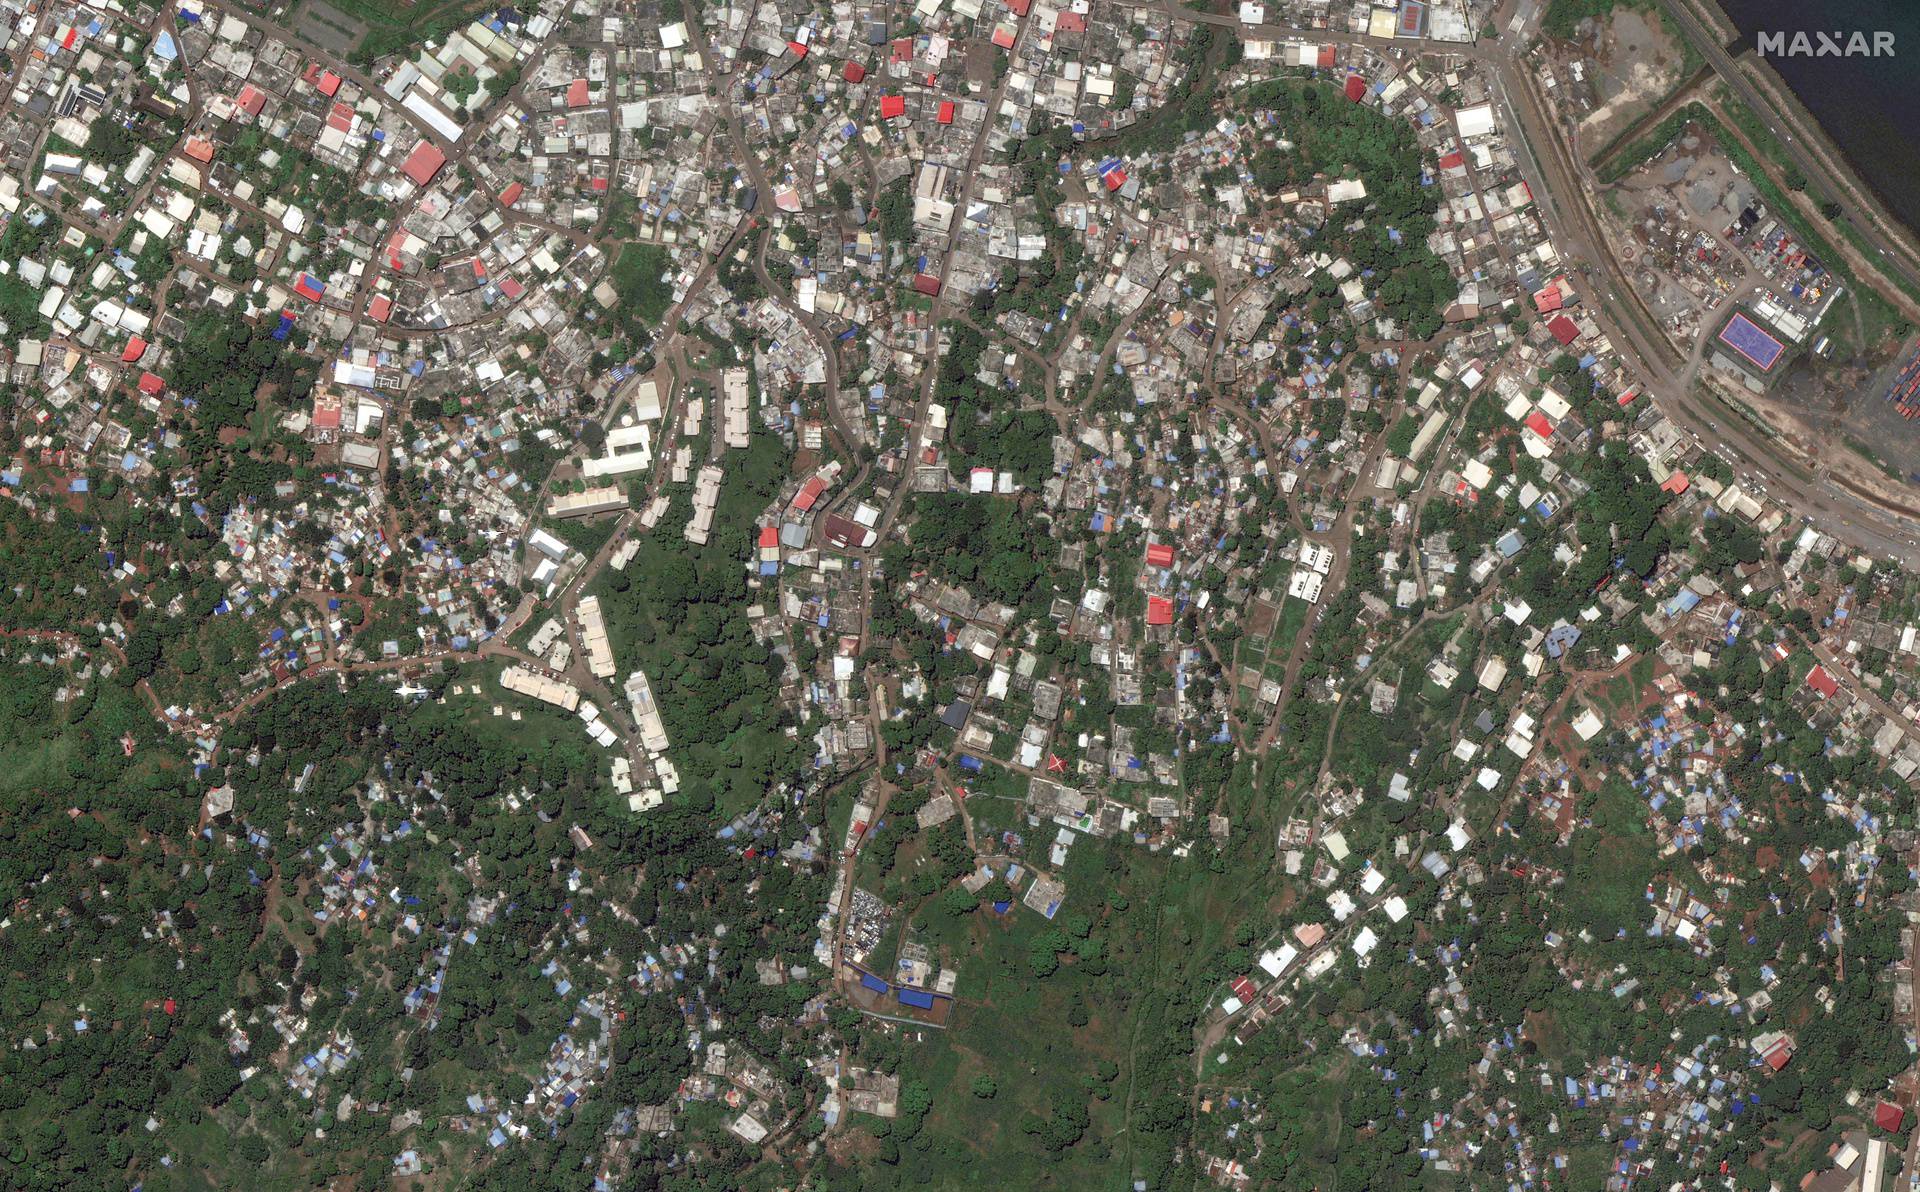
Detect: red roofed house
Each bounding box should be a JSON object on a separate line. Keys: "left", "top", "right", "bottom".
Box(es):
{"left": 137, "top": 371, "right": 165, "bottom": 396}
{"left": 938, "top": 100, "right": 955, "bottom": 124}
{"left": 401, "top": 141, "right": 447, "bottom": 188}
{"left": 311, "top": 394, "right": 344, "bottom": 433}
{"left": 786, "top": 40, "right": 809, "bottom": 58}
{"left": 566, "top": 78, "right": 590, "bottom": 108}
{"left": 182, "top": 137, "right": 215, "bottom": 163}
{"left": 303, "top": 64, "right": 342, "bottom": 96}
{"left": 1762, "top": 1039, "right": 1792, "bottom": 1071}
{"left": 235, "top": 84, "right": 266, "bottom": 118}
{"left": 757, "top": 525, "right": 780, "bottom": 549}
{"left": 366, "top": 294, "right": 393, "bottom": 323}
{"left": 1317, "top": 45, "right": 1336, "bottom": 67}
{"left": 1344, "top": 74, "right": 1367, "bottom": 102}
{"left": 1534, "top": 282, "right": 1564, "bottom": 313}
{"left": 1146, "top": 597, "right": 1175, "bottom": 626}
{"left": 1104, "top": 169, "right": 1128, "bottom": 192}
{"left": 1230, "top": 976, "right": 1256, "bottom": 1002}
{"left": 1806, "top": 665, "right": 1839, "bottom": 699}
{"left": 1524, "top": 410, "right": 1554, "bottom": 439}
{"left": 843, "top": 61, "right": 866, "bottom": 83}
{"left": 292, "top": 273, "right": 326, "bottom": 302}
{"left": 880, "top": 94, "right": 907, "bottom": 120}
{"left": 120, "top": 336, "right": 147, "bottom": 363}
{"left": 1546, "top": 314, "right": 1579, "bottom": 345}
{"left": 1660, "top": 472, "right": 1689, "bottom": 495}
{"left": 498, "top": 181, "right": 524, "bottom": 207}
{"left": 991, "top": 24, "right": 1017, "bottom": 48}
{"left": 1145, "top": 543, "right": 1174, "bottom": 569}
{"left": 1055, "top": 10, "right": 1085, "bottom": 32}
{"left": 911, "top": 272, "right": 941, "bottom": 296}
{"left": 1877, "top": 1101, "right": 1905, "bottom": 1132}
{"left": 793, "top": 475, "right": 828, "bottom": 511}
{"left": 1007, "top": 0, "right": 1031, "bottom": 14}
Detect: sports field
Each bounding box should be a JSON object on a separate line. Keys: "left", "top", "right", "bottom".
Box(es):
{"left": 1718, "top": 312, "right": 1786, "bottom": 371}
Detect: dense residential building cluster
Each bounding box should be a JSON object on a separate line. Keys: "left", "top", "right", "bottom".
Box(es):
{"left": 4, "top": 0, "right": 1920, "bottom": 1187}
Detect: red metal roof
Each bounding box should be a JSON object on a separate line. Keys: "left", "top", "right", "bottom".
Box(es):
{"left": 1806, "top": 665, "right": 1839, "bottom": 699}
{"left": 566, "top": 78, "right": 590, "bottom": 108}
{"left": 843, "top": 61, "right": 866, "bottom": 83}
{"left": 1876, "top": 1101, "right": 1905, "bottom": 1132}
{"left": 1344, "top": 74, "right": 1367, "bottom": 102}
{"left": 401, "top": 141, "right": 447, "bottom": 187}
{"left": 1146, "top": 596, "right": 1174, "bottom": 626}
{"left": 137, "top": 371, "right": 165, "bottom": 396}
{"left": 793, "top": 475, "right": 828, "bottom": 510}
{"left": 120, "top": 336, "right": 147, "bottom": 363}
{"left": 1145, "top": 543, "right": 1174, "bottom": 568}
{"left": 912, "top": 272, "right": 941, "bottom": 296}
{"left": 937, "top": 100, "right": 955, "bottom": 124}
{"left": 1546, "top": 314, "right": 1579, "bottom": 345}
{"left": 1524, "top": 411, "right": 1554, "bottom": 439}
{"left": 880, "top": 94, "right": 906, "bottom": 119}
{"left": 366, "top": 294, "right": 392, "bottom": 323}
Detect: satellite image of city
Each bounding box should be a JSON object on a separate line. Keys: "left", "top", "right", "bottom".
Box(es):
{"left": 10, "top": 0, "right": 1920, "bottom": 1186}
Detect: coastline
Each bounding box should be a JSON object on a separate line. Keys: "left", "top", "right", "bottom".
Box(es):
{"left": 1699, "top": 0, "right": 1920, "bottom": 273}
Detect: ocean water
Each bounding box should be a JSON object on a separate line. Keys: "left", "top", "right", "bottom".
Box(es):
{"left": 1714, "top": 0, "right": 1920, "bottom": 234}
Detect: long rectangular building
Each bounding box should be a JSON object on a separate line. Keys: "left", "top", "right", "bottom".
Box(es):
{"left": 685, "top": 466, "right": 722, "bottom": 545}
{"left": 576, "top": 595, "right": 616, "bottom": 680}
{"left": 547, "top": 485, "right": 628, "bottom": 518}
{"left": 500, "top": 665, "right": 580, "bottom": 712}
{"left": 722, "top": 368, "right": 751, "bottom": 449}
{"left": 624, "top": 670, "right": 670, "bottom": 754}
